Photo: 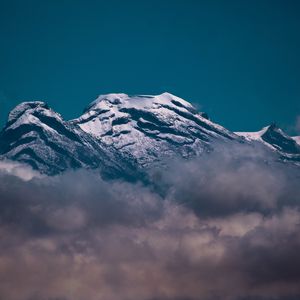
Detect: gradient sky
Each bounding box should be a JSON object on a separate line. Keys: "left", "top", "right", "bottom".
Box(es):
{"left": 0, "top": 0, "right": 300, "bottom": 133}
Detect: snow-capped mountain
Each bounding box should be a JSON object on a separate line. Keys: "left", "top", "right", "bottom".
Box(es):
{"left": 236, "top": 124, "right": 300, "bottom": 163}
{"left": 73, "top": 93, "right": 239, "bottom": 168}
{"left": 0, "top": 101, "right": 137, "bottom": 178}
{"left": 0, "top": 92, "right": 299, "bottom": 177}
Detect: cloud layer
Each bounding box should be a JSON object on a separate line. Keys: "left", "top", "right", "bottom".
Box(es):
{"left": 0, "top": 143, "right": 300, "bottom": 300}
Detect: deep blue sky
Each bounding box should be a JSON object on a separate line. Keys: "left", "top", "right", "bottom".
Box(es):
{"left": 0, "top": 0, "right": 300, "bottom": 133}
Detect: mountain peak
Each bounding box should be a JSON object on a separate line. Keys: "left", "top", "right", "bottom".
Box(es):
{"left": 5, "top": 101, "right": 64, "bottom": 134}
{"left": 83, "top": 92, "right": 196, "bottom": 114}
{"left": 236, "top": 124, "right": 285, "bottom": 140}
{"left": 265, "top": 123, "right": 285, "bottom": 134}
{"left": 74, "top": 92, "right": 237, "bottom": 167}
{"left": 262, "top": 123, "right": 294, "bottom": 140}
{"left": 268, "top": 122, "right": 278, "bottom": 130}
{"left": 236, "top": 124, "right": 300, "bottom": 157}
{"left": 8, "top": 101, "right": 50, "bottom": 125}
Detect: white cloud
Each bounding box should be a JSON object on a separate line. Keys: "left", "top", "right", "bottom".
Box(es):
{"left": 0, "top": 160, "right": 42, "bottom": 181}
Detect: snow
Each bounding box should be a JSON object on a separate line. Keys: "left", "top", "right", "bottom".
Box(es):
{"left": 236, "top": 126, "right": 300, "bottom": 158}
{"left": 6, "top": 101, "right": 67, "bottom": 138}
{"left": 8, "top": 101, "right": 46, "bottom": 123}
{"left": 235, "top": 125, "right": 297, "bottom": 144}
{"left": 235, "top": 126, "right": 281, "bottom": 151}
{"left": 292, "top": 136, "right": 300, "bottom": 145}
{"left": 85, "top": 92, "right": 194, "bottom": 113}
{"left": 235, "top": 126, "right": 269, "bottom": 141}
{"left": 73, "top": 92, "right": 236, "bottom": 165}
{"left": 8, "top": 113, "right": 56, "bottom": 134}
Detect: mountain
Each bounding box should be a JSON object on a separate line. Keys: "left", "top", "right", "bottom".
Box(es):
{"left": 236, "top": 124, "right": 300, "bottom": 163}
{"left": 0, "top": 93, "right": 299, "bottom": 178}
{"left": 0, "top": 101, "right": 137, "bottom": 178}
{"left": 72, "top": 93, "right": 239, "bottom": 168}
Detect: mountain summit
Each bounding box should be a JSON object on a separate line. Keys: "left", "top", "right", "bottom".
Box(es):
{"left": 73, "top": 93, "right": 238, "bottom": 167}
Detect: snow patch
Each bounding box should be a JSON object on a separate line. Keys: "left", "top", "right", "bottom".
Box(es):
{"left": 292, "top": 136, "right": 300, "bottom": 145}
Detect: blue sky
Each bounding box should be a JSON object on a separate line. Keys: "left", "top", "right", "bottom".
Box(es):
{"left": 0, "top": 0, "right": 300, "bottom": 133}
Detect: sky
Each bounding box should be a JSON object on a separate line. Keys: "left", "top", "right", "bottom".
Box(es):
{"left": 0, "top": 0, "right": 300, "bottom": 133}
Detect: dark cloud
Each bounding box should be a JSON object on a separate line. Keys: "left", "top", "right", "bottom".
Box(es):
{"left": 0, "top": 143, "right": 300, "bottom": 300}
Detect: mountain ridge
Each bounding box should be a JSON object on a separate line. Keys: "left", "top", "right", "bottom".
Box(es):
{"left": 0, "top": 92, "right": 299, "bottom": 177}
{"left": 236, "top": 124, "right": 300, "bottom": 163}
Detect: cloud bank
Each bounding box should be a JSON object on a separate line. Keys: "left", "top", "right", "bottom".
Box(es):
{"left": 0, "top": 143, "right": 300, "bottom": 300}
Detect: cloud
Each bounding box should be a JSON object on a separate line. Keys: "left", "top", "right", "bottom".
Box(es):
{"left": 0, "top": 160, "right": 41, "bottom": 181}
{"left": 0, "top": 144, "right": 300, "bottom": 300}
{"left": 161, "top": 142, "right": 299, "bottom": 216}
